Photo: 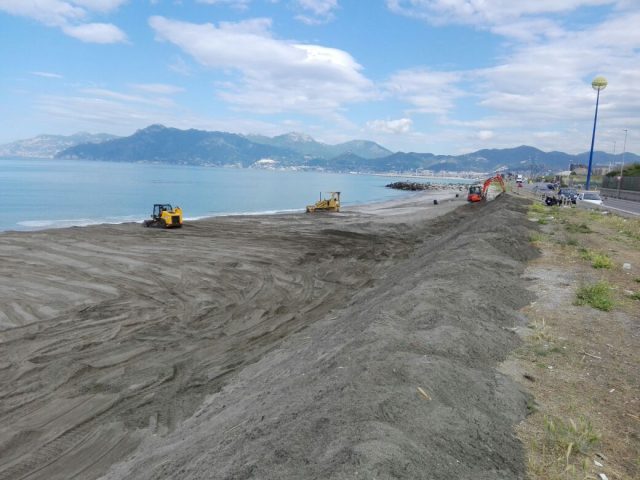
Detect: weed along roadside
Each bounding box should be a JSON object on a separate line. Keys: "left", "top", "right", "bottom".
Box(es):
{"left": 505, "top": 196, "right": 640, "bottom": 480}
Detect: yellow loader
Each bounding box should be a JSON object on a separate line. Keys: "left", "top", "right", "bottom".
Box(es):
{"left": 306, "top": 192, "right": 340, "bottom": 213}
{"left": 144, "top": 204, "right": 183, "bottom": 228}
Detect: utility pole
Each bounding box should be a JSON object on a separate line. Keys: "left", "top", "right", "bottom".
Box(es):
{"left": 586, "top": 76, "right": 608, "bottom": 190}
{"left": 617, "top": 129, "right": 628, "bottom": 199}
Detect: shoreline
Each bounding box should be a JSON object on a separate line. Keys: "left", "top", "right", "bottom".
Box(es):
{"left": 3, "top": 189, "right": 462, "bottom": 234}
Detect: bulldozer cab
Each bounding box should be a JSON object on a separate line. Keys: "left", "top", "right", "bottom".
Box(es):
{"left": 145, "top": 204, "right": 183, "bottom": 228}
{"left": 153, "top": 204, "right": 173, "bottom": 219}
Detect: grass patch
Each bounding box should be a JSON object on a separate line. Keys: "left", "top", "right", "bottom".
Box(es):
{"left": 529, "top": 233, "right": 545, "bottom": 243}
{"left": 538, "top": 218, "right": 549, "bottom": 225}
{"left": 579, "top": 248, "right": 613, "bottom": 269}
{"left": 533, "top": 345, "right": 563, "bottom": 357}
{"left": 527, "top": 318, "right": 552, "bottom": 342}
{"left": 593, "top": 214, "right": 640, "bottom": 244}
{"left": 630, "top": 292, "right": 640, "bottom": 301}
{"left": 526, "top": 416, "right": 601, "bottom": 480}
{"left": 575, "top": 281, "right": 614, "bottom": 311}
{"left": 591, "top": 253, "right": 613, "bottom": 269}
{"left": 565, "top": 223, "right": 591, "bottom": 234}
{"left": 530, "top": 203, "right": 547, "bottom": 215}
{"left": 634, "top": 277, "right": 640, "bottom": 283}
{"left": 565, "top": 237, "right": 579, "bottom": 247}
{"left": 544, "top": 415, "right": 600, "bottom": 458}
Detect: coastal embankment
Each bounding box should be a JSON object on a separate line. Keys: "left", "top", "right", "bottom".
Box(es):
{"left": 0, "top": 193, "right": 537, "bottom": 479}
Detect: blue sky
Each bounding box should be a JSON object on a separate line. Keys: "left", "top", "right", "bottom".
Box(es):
{"left": 0, "top": 0, "right": 638, "bottom": 155}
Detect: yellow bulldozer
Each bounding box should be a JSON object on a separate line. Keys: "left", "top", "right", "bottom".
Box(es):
{"left": 144, "top": 204, "right": 183, "bottom": 228}
{"left": 306, "top": 192, "right": 341, "bottom": 213}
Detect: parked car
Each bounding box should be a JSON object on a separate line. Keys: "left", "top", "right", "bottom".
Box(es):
{"left": 577, "top": 191, "right": 603, "bottom": 206}
{"left": 558, "top": 188, "right": 578, "bottom": 203}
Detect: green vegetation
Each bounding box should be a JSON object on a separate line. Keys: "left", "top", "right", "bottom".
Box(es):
{"left": 529, "top": 233, "right": 545, "bottom": 243}
{"left": 538, "top": 218, "right": 548, "bottom": 225}
{"left": 605, "top": 162, "right": 640, "bottom": 177}
{"left": 527, "top": 415, "right": 601, "bottom": 480}
{"left": 565, "top": 223, "right": 591, "bottom": 234}
{"left": 575, "top": 281, "right": 614, "bottom": 311}
{"left": 530, "top": 203, "right": 546, "bottom": 215}
{"left": 579, "top": 248, "right": 613, "bottom": 269}
{"left": 544, "top": 416, "right": 600, "bottom": 458}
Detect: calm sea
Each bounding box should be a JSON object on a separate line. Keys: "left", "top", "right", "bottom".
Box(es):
{"left": 1, "top": 158, "right": 471, "bottom": 232}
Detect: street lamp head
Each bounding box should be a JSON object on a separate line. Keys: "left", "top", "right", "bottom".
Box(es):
{"left": 592, "top": 76, "right": 608, "bottom": 91}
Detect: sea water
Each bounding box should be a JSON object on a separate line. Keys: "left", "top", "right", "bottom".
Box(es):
{"left": 1, "top": 158, "right": 472, "bottom": 232}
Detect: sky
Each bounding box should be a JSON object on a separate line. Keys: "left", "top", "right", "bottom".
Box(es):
{"left": 0, "top": 0, "right": 638, "bottom": 155}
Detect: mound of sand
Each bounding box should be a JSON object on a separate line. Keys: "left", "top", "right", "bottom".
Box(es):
{"left": 0, "top": 194, "right": 537, "bottom": 479}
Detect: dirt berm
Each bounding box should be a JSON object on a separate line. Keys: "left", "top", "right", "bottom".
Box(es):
{"left": 0, "top": 194, "right": 538, "bottom": 480}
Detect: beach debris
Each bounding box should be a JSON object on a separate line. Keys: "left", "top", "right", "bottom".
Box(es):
{"left": 417, "top": 387, "right": 431, "bottom": 400}
{"left": 580, "top": 351, "right": 602, "bottom": 360}
{"left": 433, "top": 199, "right": 439, "bottom": 205}
{"left": 623, "top": 263, "right": 631, "bottom": 270}
{"left": 598, "top": 473, "right": 609, "bottom": 480}
{"left": 523, "top": 373, "right": 535, "bottom": 382}
{"left": 594, "top": 459, "right": 603, "bottom": 467}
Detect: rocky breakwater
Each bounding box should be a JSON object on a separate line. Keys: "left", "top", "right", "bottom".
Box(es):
{"left": 386, "top": 181, "right": 467, "bottom": 192}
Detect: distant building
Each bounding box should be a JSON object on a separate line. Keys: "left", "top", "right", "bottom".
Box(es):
{"left": 570, "top": 163, "right": 588, "bottom": 175}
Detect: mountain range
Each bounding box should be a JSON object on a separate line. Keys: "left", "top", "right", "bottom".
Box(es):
{"left": 2, "top": 125, "right": 637, "bottom": 174}
{"left": 0, "top": 132, "right": 118, "bottom": 159}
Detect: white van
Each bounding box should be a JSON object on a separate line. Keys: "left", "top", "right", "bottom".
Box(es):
{"left": 516, "top": 174, "right": 523, "bottom": 184}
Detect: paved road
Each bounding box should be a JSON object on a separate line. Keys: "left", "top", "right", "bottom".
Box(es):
{"left": 601, "top": 197, "right": 640, "bottom": 216}
{"left": 517, "top": 183, "right": 640, "bottom": 217}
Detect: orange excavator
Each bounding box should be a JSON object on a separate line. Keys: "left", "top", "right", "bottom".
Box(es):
{"left": 467, "top": 175, "right": 506, "bottom": 202}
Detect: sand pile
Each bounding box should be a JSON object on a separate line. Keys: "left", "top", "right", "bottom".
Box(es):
{"left": 0, "top": 194, "right": 537, "bottom": 479}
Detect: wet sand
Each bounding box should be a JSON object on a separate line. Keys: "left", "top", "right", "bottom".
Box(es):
{"left": 0, "top": 192, "right": 537, "bottom": 480}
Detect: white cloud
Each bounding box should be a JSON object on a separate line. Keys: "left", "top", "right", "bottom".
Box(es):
{"left": 62, "top": 22, "right": 127, "bottom": 43}
{"left": 384, "top": 69, "right": 464, "bottom": 115}
{"left": 294, "top": 0, "right": 338, "bottom": 24}
{"left": 383, "top": 1, "right": 640, "bottom": 153}
{"left": 386, "top": 0, "right": 617, "bottom": 27}
{"left": 149, "top": 16, "right": 374, "bottom": 114}
{"left": 476, "top": 130, "right": 494, "bottom": 140}
{"left": 168, "top": 55, "right": 192, "bottom": 76}
{"left": 70, "top": 0, "right": 128, "bottom": 12}
{"left": 130, "top": 83, "right": 184, "bottom": 94}
{"left": 366, "top": 118, "right": 413, "bottom": 134}
{"left": 0, "top": 0, "right": 127, "bottom": 43}
{"left": 196, "top": 0, "right": 251, "bottom": 10}
{"left": 31, "top": 71, "right": 64, "bottom": 79}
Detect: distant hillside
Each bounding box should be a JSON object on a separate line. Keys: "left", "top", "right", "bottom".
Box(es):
{"left": 244, "top": 132, "right": 391, "bottom": 159}
{"left": 0, "top": 132, "right": 118, "bottom": 158}
{"left": 48, "top": 125, "right": 640, "bottom": 173}
{"left": 58, "top": 125, "right": 299, "bottom": 167}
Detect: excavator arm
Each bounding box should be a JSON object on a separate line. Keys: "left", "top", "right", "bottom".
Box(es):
{"left": 482, "top": 175, "right": 506, "bottom": 197}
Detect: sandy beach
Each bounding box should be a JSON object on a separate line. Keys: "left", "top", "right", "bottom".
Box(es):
{"left": 0, "top": 192, "right": 537, "bottom": 480}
